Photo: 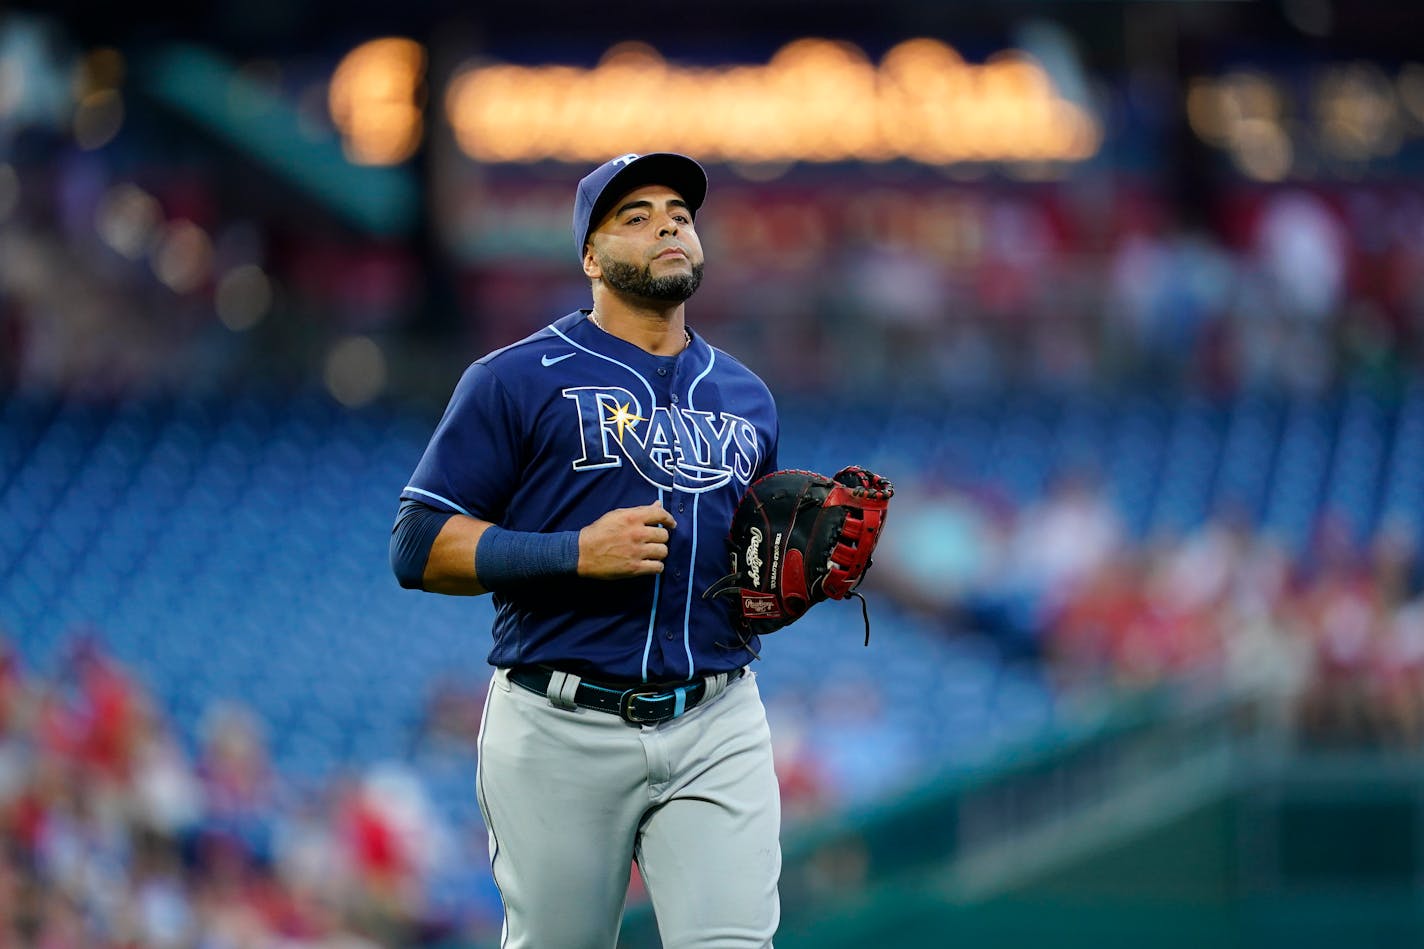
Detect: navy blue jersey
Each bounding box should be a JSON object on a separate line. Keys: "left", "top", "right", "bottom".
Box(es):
{"left": 402, "top": 310, "right": 779, "bottom": 681}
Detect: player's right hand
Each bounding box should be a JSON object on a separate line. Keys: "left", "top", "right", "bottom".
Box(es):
{"left": 577, "top": 502, "right": 677, "bottom": 579}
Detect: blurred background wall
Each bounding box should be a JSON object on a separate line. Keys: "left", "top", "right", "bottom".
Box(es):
{"left": 3, "top": 1, "right": 1424, "bottom": 946}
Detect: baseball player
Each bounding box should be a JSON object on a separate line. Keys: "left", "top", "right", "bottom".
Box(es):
{"left": 390, "top": 153, "right": 782, "bottom": 948}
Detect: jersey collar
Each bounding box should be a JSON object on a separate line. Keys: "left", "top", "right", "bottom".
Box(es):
{"left": 573, "top": 308, "right": 708, "bottom": 366}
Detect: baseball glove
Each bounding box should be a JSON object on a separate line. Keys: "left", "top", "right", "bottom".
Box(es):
{"left": 705, "top": 466, "right": 893, "bottom": 651}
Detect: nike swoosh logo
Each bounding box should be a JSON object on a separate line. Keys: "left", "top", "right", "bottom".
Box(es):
{"left": 541, "top": 352, "right": 576, "bottom": 367}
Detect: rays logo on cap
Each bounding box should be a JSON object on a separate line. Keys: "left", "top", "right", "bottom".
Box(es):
{"left": 572, "top": 152, "right": 708, "bottom": 261}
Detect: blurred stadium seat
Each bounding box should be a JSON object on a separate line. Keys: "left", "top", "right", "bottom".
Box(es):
{"left": 6, "top": 385, "right": 1422, "bottom": 784}
{"left": 6, "top": 1, "right": 1424, "bottom": 944}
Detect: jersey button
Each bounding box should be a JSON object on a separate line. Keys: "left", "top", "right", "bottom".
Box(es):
{"left": 671, "top": 394, "right": 679, "bottom": 403}
{"left": 664, "top": 630, "right": 674, "bottom": 640}
{"left": 657, "top": 367, "right": 669, "bottom": 377}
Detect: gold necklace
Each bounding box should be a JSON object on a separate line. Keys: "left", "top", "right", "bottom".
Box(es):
{"left": 590, "top": 311, "right": 692, "bottom": 352}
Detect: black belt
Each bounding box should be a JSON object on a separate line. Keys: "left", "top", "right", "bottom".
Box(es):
{"left": 508, "top": 666, "right": 745, "bottom": 725}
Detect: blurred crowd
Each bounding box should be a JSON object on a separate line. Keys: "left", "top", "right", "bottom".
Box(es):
{"left": 0, "top": 636, "right": 502, "bottom": 948}
{"left": 5, "top": 102, "right": 1424, "bottom": 404}
{"left": 669, "top": 179, "right": 1424, "bottom": 398}
{"left": 7, "top": 472, "right": 1423, "bottom": 945}
{"left": 7, "top": 12, "right": 1424, "bottom": 945}
{"left": 0, "top": 626, "right": 872, "bottom": 946}
{"left": 874, "top": 469, "right": 1424, "bottom": 751}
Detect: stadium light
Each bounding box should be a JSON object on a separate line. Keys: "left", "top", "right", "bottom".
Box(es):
{"left": 445, "top": 38, "right": 1100, "bottom": 167}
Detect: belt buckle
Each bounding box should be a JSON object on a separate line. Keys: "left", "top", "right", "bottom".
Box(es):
{"left": 618, "top": 686, "right": 671, "bottom": 725}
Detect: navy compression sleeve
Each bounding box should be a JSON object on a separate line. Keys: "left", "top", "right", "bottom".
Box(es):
{"left": 390, "top": 498, "right": 456, "bottom": 589}
{"left": 474, "top": 526, "right": 580, "bottom": 590}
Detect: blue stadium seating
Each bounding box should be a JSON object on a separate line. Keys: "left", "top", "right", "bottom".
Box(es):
{"left": 3, "top": 384, "right": 1422, "bottom": 836}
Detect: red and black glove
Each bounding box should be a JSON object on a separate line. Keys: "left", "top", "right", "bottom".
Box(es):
{"left": 705, "top": 466, "right": 893, "bottom": 649}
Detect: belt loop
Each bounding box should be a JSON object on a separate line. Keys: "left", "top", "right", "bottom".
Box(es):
{"left": 701, "top": 671, "right": 730, "bottom": 705}
{"left": 546, "top": 670, "right": 581, "bottom": 710}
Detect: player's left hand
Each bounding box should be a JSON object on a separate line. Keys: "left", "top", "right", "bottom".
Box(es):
{"left": 705, "top": 466, "right": 892, "bottom": 643}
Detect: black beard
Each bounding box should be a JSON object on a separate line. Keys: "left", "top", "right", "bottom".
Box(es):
{"left": 598, "top": 256, "right": 704, "bottom": 302}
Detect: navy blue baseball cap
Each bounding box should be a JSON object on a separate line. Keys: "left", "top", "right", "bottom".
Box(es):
{"left": 572, "top": 152, "right": 708, "bottom": 261}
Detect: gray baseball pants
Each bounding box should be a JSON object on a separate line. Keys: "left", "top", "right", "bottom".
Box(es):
{"left": 477, "top": 666, "right": 781, "bottom": 948}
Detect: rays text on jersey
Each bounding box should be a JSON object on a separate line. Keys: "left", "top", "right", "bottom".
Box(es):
{"left": 562, "top": 386, "right": 760, "bottom": 492}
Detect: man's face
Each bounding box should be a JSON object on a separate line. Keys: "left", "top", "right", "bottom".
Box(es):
{"left": 585, "top": 184, "right": 704, "bottom": 302}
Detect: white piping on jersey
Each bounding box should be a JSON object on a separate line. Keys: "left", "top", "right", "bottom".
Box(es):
{"left": 549, "top": 324, "right": 657, "bottom": 410}
{"left": 642, "top": 487, "right": 667, "bottom": 682}
{"left": 403, "top": 485, "right": 473, "bottom": 517}
{"left": 680, "top": 492, "right": 700, "bottom": 676}
{"left": 551, "top": 323, "right": 670, "bottom": 684}
{"left": 687, "top": 347, "right": 717, "bottom": 395}
{"left": 681, "top": 348, "right": 717, "bottom": 677}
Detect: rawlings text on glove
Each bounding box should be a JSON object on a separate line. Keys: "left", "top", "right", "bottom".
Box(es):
{"left": 705, "top": 466, "right": 893, "bottom": 649}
